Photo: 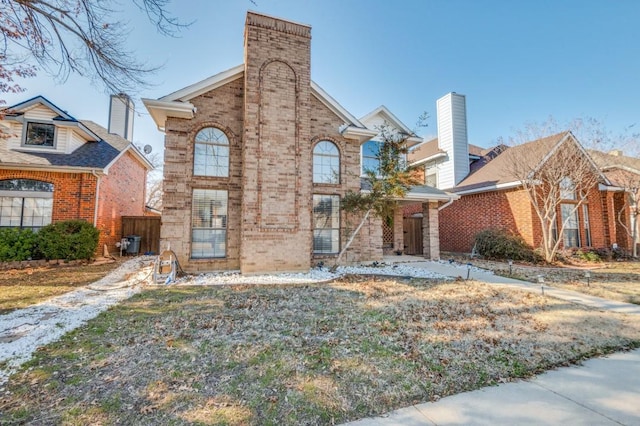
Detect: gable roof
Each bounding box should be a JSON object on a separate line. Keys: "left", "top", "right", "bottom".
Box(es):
{"left": 0, "top": 97, "right": 153, "bottom": 172}
{"left": 588, "top": 149, "right": 640, "bottom": 188}
{"left": 451, "top": 131, "right": 610, "bottom": 194}
{"left": 143, "top": 63, "right": 375, "bottom": 138}
{"left": 358, "top": 105, "right": 423, "bottom": 148}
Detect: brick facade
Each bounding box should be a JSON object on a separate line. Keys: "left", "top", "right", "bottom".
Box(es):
{"left": 439, "top": 185, "right": 617, "bottom": 254}
{"left": 158, "top": 12, "right": 388, "bottom": 274}
{"left": 0, "top": 155, "right": 146, "bottom": 254}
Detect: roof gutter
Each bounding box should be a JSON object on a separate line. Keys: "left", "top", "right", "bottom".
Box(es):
{"left": 0, "top": 163, "right": 107, "bottom": 174}
{"left": 409, "top": 152, "right": 447, "bottom": 167}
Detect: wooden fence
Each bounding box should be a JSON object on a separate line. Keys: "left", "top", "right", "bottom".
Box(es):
{"left": 121, "top": 216, "right": 161, "bottom": 255}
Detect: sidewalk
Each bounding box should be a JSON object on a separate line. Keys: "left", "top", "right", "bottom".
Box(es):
{"left": 341, "top": 256, "right": 640, "bottom": 425}
{"left": 344, "top": 348, "right": 640, "bottom": 425}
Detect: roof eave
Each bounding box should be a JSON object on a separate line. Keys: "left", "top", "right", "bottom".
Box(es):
{"left": 0, "top": 163, "right": 107, "bottom": 175}
{"left": 340, "top": 126, "right": 378, "bottom": 142}
{"left": 142, "top": 98, "right": 196, "bottom": 131}
{"left": 410, "top": 152, "right": 447, "bottom": 166}
{"left": 452, "top": 181, "right": 523, "bottom": 196}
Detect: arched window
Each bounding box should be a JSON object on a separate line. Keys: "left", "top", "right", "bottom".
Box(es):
{"left": 361, "top": 140, "right": 380, "bottom": 175}
{"left": 0, "top": 179, "right": 54, "bottom": 231}
{"left": 313, "top": 140, "right": 340, "bottom": 184}
{"left": 194, "top": 127, "right": 229, "bottom": 177}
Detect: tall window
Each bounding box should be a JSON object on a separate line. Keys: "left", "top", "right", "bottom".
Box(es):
{"left": 194, "top": 127, "right": 229, "bottom": 177}
{"left": 561, "top": 204, "right": 580, "bottom": 247}
{"left": 361, "top": 140, "right": 380, "bottom": 175}
{"left": 560, "top": 177, "right": 576, "bottom": 200}
{"left": 313, "top": 141, "right": 340, "bottom": 184}
{"left": 24, "top": 122, "right": 55, "bottom": 147}
{"left": 583, "top": 204, "right": 591, "bottom": 247}
{"left": 191, "top": 189, "right": 227, "bottom": 258}
{"left": 313, "top": 194, "right": 339, "bottom": 254}
{"left": 0, "top": 179, "right": 53, "bottom": 231}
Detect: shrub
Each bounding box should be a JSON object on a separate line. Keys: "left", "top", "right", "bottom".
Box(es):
{"left": 0, "top": 228, "right": 39, "bottom": 261}
{"left": 474, "top": 228, "right": 537, "bottom": 262}
{"left": 37, "top": 220, "right": 99, "bottom": 260}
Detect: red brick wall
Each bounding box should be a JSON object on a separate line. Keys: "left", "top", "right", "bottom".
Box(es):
{"left": 97, "top": 151, "right": 148, "bottom": 252}
{"left": 439, "top": 188, "right": 534, "bottom": 253}
{"left": 440, "top": 185, "right": 610, "bottom": 254}
{"left": 0, "top": 169, "right": 97, "bottom": 224}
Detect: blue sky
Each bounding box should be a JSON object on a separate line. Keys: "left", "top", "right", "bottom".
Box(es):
{"left": 4, "top": 0, "right": 640, "bottom": 157}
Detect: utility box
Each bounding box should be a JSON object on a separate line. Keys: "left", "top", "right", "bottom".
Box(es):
{"left": 125, "top": 235, "right": 142, "bottom": 255}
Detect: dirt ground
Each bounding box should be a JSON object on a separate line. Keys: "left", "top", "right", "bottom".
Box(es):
{"left": 0, "top": 257, "right": 130, "bottom": 314}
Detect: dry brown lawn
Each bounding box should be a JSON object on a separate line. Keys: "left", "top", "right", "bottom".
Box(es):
{"left": 455, "top": 256, "right": 640, "bottom": 305}
{"left": 1, "top": 276, "right": 639, "bottom": 425}
{"left": 0, "top": 258, "right": 128, "bottom": 314}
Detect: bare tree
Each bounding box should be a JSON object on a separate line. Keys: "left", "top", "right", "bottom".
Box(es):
{"left": 502, "top": 132, "right": 602, "bottom": 263}
{"left": 0, "top": 0, "right": 185, "bottom": 104}
{"left": 330, "top": 123, "right": 421, "bottom": 271}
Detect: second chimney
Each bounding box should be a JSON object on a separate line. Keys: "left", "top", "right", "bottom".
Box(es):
{"left": 108, "top": 94, "right": 134, "bottom": 142}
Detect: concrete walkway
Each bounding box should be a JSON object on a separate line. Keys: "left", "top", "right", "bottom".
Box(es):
{"left": 344, "top": 348, "right": 640, "bottom": 425}
{"left": 341, "top": 256, "right": 640, "bottom": 425}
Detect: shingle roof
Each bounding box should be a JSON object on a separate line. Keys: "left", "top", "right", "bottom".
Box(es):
{"left": 588, "top": 149, "right": 640, "bottom": 187}
{"left": 408, "top": 137, "right": 485, "bottom": 163}
{"left": 450, "top": 132, "right": 568, "bottom": 193}
{"left": 0, "top": 120, "right": 131, "bottom": 170}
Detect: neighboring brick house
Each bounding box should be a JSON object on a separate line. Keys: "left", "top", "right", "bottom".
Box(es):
{"left": 408, "top": 92, "right": 634, "bottom": 254}
{"left": 588, "top": 149, "right": 640, "bottom": 253}
{"left": 0, "top": 95, "right": 153, "bottom": 253}
{"left": 143, "top": 12, "right": 455, "bottom": 274}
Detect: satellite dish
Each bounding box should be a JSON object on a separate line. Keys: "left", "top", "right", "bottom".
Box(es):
{"left": 143, "top": 144, "right": 153, "bottom": 154}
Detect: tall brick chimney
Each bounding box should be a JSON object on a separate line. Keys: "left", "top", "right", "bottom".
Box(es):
{"left": 240, "top": 12, "right": 313, "bottom": 274}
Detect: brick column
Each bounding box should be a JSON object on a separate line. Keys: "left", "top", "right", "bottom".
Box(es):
{"left": 393, "top": 207, "right": 404, "bottom": 253}
{"left": 422, "top": 201, "right": 440, "bottom": 260}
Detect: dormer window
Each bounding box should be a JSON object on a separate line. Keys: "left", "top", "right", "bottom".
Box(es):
{"left": 24, "top": 122, "right": 56, "bottom": 147}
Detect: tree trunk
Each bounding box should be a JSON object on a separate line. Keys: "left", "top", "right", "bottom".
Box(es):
{"left": 329, "top": 209, "right": 371, "bottom": 272}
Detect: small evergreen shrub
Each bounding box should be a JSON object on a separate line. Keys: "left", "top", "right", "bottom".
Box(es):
{"left": 37, "top": 220, "right": 99, "bottom": 260}
{"left": 474, "top": 228, "right": 536, "bottom": 262}
{"left": 0, "top": 228, "right": 39, "bottom": 261}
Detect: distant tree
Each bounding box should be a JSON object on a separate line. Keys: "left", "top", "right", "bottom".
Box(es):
{"left": 0, "top": 0, "right": 185, "bottom": 105}
{"left": 330, "top": 123, "right": 421, "bottom": 271}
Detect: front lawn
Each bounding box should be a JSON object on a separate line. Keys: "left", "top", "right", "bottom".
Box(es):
{"left": 0, "top": 258, "right": 127, "bottom": 315}
{"left": 1, "top": 276, "right": 639, "bottom": 425}
{"left": 457, "top": 256, "right": 640, "bottom": 305}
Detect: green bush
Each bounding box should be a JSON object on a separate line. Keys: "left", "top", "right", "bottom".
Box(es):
{"left": 37, "top": 220, "right": 99, "bottom": 260}
{"left": 0, "top": 228, "right": 39, "bottom": 261}
{"left": 474, "top": 228, "right": 537, "bottom": 262}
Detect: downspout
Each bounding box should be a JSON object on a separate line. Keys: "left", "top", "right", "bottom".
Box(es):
{"left": 438, "top": 197, "right": 455, "bottom": 211}
{"left": 91, "top": 169, "right": 101, "bottom": 226}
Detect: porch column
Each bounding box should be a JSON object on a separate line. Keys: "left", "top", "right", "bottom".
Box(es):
{"left": 605, "top": 191, "right": 617, "bottom": 247}
{"left": 393, "top": 207, "right": 404, "bottom": 253}
{"left": 422, "top": 201, "right": 440, "bottom": 260}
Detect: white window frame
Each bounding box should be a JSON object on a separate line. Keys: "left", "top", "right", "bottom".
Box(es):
{"left": 193, "top": 127, "right": 230, "bottom": 177}
{"left": 313, "top": 140, "right": 340, "bottom": 184}
{"left": 0, "top": 179, "right": 54, "bottom": 231}
{"left": 313, "top": 194, "right": 340, "bottom": 254}
{"left": 191, "top": 189, "right": 228, "bottom": 259}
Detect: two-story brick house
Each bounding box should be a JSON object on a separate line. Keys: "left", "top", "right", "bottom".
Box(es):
{"left": 144, "top": 12, "right": 454, "bottom": 274}
{"left": 0, "top": 95, "right": 153, "bottom": 252}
